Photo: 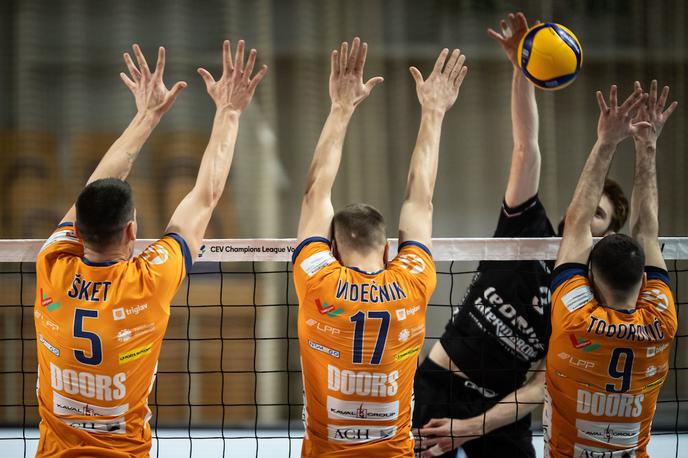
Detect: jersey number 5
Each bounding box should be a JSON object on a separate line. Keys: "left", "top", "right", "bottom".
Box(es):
{"left": 73, "top": 309, "right": 103, "bottom": 366}
{"left": 350, "top": 311, "right": 390, "bottom": 365}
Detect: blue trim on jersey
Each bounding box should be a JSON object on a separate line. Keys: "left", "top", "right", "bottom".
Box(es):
{"left": 349, "top": 266, "right": 384, "bottom": 276}
{"left": 398, "top": 240, "right": 432, "bottom": 257}
{"left": 292, "top": 236, "right": 331, "bottom": 264}
{"left": 81, "top": 257, "right": 118, "bottom": 267}
{"left": 645, "top": 266, "right": 671, "bottom": 286}
{"left": 551, "top": 262, "right": 588, "bottom": 292}
{"left": 166, "top": 232, "right": 193, "bottom": 276}
{"left": 57, "top": 222, "right": 74, "bottom": 229}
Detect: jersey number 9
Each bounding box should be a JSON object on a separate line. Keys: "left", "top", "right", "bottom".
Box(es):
{"left": 606, "top": 347, "right": 634, "bottom": 393}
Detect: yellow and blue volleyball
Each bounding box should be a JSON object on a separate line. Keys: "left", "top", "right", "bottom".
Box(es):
{"left": 517, "top": 22, "right": 583, "bottom": 90}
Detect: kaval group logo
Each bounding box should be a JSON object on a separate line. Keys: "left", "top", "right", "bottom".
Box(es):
{"left": 569, "top": 334, "right": 600, "bottom": 352}
{"left": 315, "top": 298, "right": 344, "bottom": 318}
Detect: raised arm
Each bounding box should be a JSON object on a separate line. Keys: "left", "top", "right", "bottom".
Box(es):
{"left": 61, "top": 45, "right": 186, "bottom": 224}
{"left": 417, "top": 359, "right": 545, "bottom": 458}
{"left": 296, "top": 37, "right": 383, "bottom": 242}
{"left": 630, "top": 80, "right": 678, "bottom": 270}
{"left": 488, "top": 12, "right": 541, "bottom": 206}
{"left": 165, "top": 40, "right": 267, "bottom": 258}
{"left": 398, "top": 48, "right": 467, "bottom": 248}
{"left": 556, "top": 84, "right": 647, "bottom": 267}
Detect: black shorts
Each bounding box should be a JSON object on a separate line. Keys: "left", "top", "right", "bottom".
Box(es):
{"left": 413, "top": 358, "right": 536, "bottom": 458}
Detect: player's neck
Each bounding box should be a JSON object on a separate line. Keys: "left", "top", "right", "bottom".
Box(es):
{"left": 597, "top": 290, "right": 637, "bottom": 312}
{"left": 340, "top": 251, "right": 385, "bottom": 273}
{"left": 83, "top": 244, "right": 130, "bottom": 264}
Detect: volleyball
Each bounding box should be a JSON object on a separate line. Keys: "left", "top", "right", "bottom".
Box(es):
{"left": 517, "top": 22, "right": 583, "bottom": 90}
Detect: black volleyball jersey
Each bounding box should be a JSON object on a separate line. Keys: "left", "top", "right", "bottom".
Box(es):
{"left": 440, "top": 195, "right": 556, "bottom": 394}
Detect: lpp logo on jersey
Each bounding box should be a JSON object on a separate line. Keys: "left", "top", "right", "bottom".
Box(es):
{"left": 398, "top": 253, "right": 425, "bottom": 274}
{"left": 141, "top": 244, "right": 169, "bottom": 265}
{"left": 315, "top": 298, "right": 343, "bottom": 317}
{"left": 569, "top": 334, "right": 600, "bottom": 352}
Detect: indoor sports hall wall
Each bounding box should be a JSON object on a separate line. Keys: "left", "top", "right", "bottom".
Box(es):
{"left": 1, "top": 0, "right": 686, "bottom": 436}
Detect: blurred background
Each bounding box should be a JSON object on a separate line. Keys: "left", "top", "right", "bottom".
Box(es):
{"left": 0, "top": 0, "right": 686, "bottom": 443}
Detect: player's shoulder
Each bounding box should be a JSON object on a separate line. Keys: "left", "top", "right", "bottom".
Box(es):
{"left": 38, "top": 222, "right": 83, "bottom": 261}
{"left": 134, "top": 233, "right": 192, "bottom": 274}
{"left": 292, "top": 237, "right": 339, "bottom": 279}
{"left": 388, "top": 241, "right": 434, "bottom": 274}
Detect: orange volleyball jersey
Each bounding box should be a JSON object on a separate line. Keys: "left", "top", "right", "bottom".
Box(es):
{"left": 34, "top": 223, "right": 191, "bottom": 457}
{"left": 544, "top": 263, "right": 677, "bottom": 458}
{"left": 293, "top": 238, "right": 436, "bottom": 457}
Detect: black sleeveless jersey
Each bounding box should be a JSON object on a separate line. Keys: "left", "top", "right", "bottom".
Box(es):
{"left": 440, "top": 195, "right": 556, "bottom": 395}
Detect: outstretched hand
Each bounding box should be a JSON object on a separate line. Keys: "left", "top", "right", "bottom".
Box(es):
{"left": 596, "top": 82, "right": 650, "bottom": 145}
{"left": 197, "top": 40, "right": 268, "bottom": 113}
{"left": 632, "top": 80, "right": 678, "bottom": 145}
{"left": 410, "top": 48, "right": 468, "bottom": 114}
{"left": 120, "top": 44, "right": 187, "bottom": 116}
{"left": 329, "top": 37, "right": 384, "bottom": 110}
{"left": 487, "top": 12, "right": 532, "bottom": 68}
{"left": 414, "top": 418, "right": 480, "bottom": 458}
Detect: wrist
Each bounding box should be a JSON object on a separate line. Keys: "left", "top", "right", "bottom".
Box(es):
{"left": 215, "top": 107, "right": 242, "bottom": 120}
{"left": 134, "top": 109, "right": 163, "bottom": 127}
{"left": 420, "top": 107, "right": 445, "bottom": 121}
{"left": 464, "top": 416, "right": 487, "bottom": 437}
{"left": 595, "top": 137, "right": 620, "bottom": 151}
{"left": 330, "top": 103, "right": 355, "bottom": 118}
{"left": 634, "top": 138, "right": 657, "bottom": 150}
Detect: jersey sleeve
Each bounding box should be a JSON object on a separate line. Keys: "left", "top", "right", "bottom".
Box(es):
{"left": 387, "top": 241, "right": 436, "bottom": 301}
{"left": 36, "top": 222, "right": 84, "bottom": 271}
{"left": 292, "top": 237, "right": 340, "bottom": 297}
{"left": 135, "top": 233, "right": 191, "bottom": 313}
{"left": 494, "top": 195, "right": 555, "bottom": 238}
{"left": 637, "top": 266, "right": 678, "bottom": 340}
{"left": 550, "top": 263, "right": 595, "bottom": 332}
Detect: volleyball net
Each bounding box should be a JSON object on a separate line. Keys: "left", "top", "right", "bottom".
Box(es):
{"left": 0, "top": 238, "right": 686, "bottom": 457}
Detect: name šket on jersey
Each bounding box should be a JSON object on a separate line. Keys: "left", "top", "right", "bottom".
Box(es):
{"left": 544, "top": 264, "right": 677, "bottom": 458}
{"left": 34, "top": 223, "right": 190, "bottom": 457}
{"left": 293, "top": 237, "right": 436, "bottom": 457}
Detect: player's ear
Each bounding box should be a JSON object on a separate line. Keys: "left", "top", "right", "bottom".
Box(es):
{"left": 125, "top": 221, "right": 136, "bottom": 242}
{"left": 383, "top": 242, "right": 390, "bottom": 265}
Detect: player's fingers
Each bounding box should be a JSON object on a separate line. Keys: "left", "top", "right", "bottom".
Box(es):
{"left": 244, "top": 49, "right": 257, "bottom": 80}
{"left": 119, "top": 72, "right": 136, "bottom": 91}
{"left": 596, "top": 91, "right": 608, "bottom": 113}
{"left": 662, "top": 100, "right": 678, "bottom": 120}
{"left": 454, "top": 64, "right": 468, "bottom": 88}
{"left": 648, "top": 79, "right": 658, "bottom": 110}
{"left": 354, "top": 42, "right": 368, "bottom": 74}
{"left": 197, "top": 67, "right": 215, "bottom": 89}
{"left": 347, "top": 37, "right": 360, "bottom": 72}
{"left": 515, "top": 12, "right": 528, "bottom": 31}
{"left": 657, "top": 84, "right": 670, "bottom": 112}
{"left": 609, "top": 85, "right": 618, "bottom": 109}
{"left": 507, "top": 12, "right": 517, "bottom": 32}
{"left": 364, "top": 76, "right": 383, "bottom": 92}
{"left": 339, "top": 41, "right": 348, "bottom": 74}
{"left": 499, "top": 19, "right": 509, "bottom": 35}
{"left": 248, "top": 64, "right": 268, "bottom": 92}
{"left": 123, "top": 52, "right": 141, "bottom": 82}
{"left": 443, "top": 49, "right": 460, "bottom": 76}
{"left": 486, "top": 28, "right": 506, "bottom": 44}
{"left": 626, "top": 93, "right": 648, "bottom": 116}
{"left": 619, "top": 84, "right": 642, "bottom": 113}
{"left": 416, "top": 436, "right": 441, "bottom": 448}
{"left": 432, "top": 48, "right": 449, "bottom": 75}
{"left": 155, "top": 46, "right": 165, "bottom": 79}
{"left": 331, "top": 50, "right": 339, "bottom": 76}
{"left": 234, "top": 40, "right": 245, "bottom": 76}
{"left": 132, "top": 44, "right": 151, "bottom": 77}
{"left": 168, "top": 81, "right": 187, "bottom": 100}
{"left": 409, "top": 66, "right": 424, "bottom": 85}
{"left": 222, "top": 40, "right": 232, "bottom": 77}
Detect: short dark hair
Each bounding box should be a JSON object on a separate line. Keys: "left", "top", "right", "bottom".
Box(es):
{"left": 557, "top": 177, "right": 629, "bottom": 236}
{"left": 332, "top": 203, "right": 386, "bottom": 253}
{"left": 603, "top": 178, "right": 628, "bottom": 234}
{"left": 76, "top": 178, "right": 135, "bottom": 249}
{"left": 589, "top": 234, "right": 645, "bottom": 298}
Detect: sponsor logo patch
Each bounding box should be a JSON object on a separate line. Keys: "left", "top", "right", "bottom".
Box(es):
{"left": 575, "top": 419, "right": 640, "bottom": 447}
{"left": 646, "top": 342, "right": 670, "bottom": 358}
{"left": 641, "top": 378, "right": 664, "bottom": 393}
{"left": 300, "top": 250, "right": 336, "bottom": 277}
{"left": 562, "top": 285, "right": 594, "bottom": 312}
{"left": 393, "top": 346, "right": 419, "bottom": 362}
{"left": 118, "top": 343, "right": 153, "bottom": 364}
{"left": 326, "top": 396, "right": 399, "bottom": 421}
{"left": 53, "top": 392, "right": 128, "bottom": 418}
{"left": 398, "top": 253, "right": 426, "bottom": 274}
{"left": 570, "top": 334, "right": 600, "bottom": 352}
{"left": 395, "top": 308, "right": 406, "bottom": 321}
{"left": 112, "top": 304, "right": 148, "bottom": 321}
{"left": 315, "top": 298, "right": 343, "bottom": 318}
{"left": 40, "top": 288, "right": 61, "bottom": 312}
{"left": 141, "top": 244, "right": 169, "bottom": 265}
{"left": 39, "top": 334, "right": 60, "bottom": 356}
{"left": 305, "top": 318, "right": 340, "bottom": 335}
{"left": 327, "top": 424, "right": 397, "bottom": 443}
{"left": 573, "top": 443, "right": 637, "bottom": 458}
{"left": 308, "top": 340, "right": 340, "bottom": 358}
